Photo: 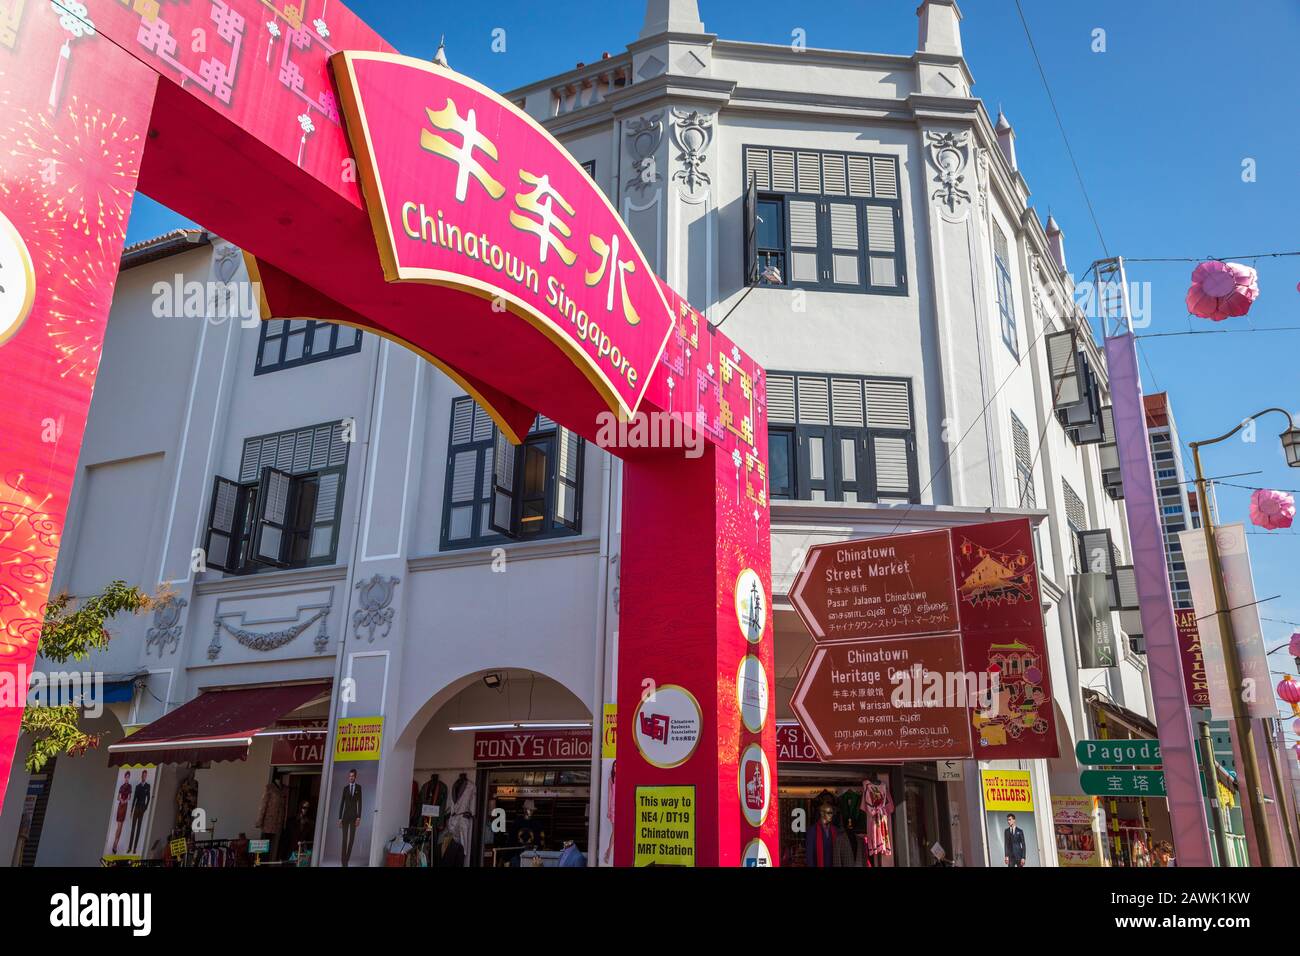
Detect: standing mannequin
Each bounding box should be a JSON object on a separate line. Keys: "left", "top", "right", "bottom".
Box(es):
{"left": 862, "top": 776, "right": 894, "bottom": 868}
{"left": 805, "top": 801, "right": 847, "bottom": 867}
{"left": 445, "top": 772, "right": 475, "bottom": 864}
{"left": 418, "top": 773, "right": 449, "bottom": 833}
{"left": 255, "top": 774, "right": 288, "bottom": 857}
{"left": 338, "top": 769, "right": 363, "bottom": 867}
{"left": 174, "top": 770, "right": 198, "bottom": 835}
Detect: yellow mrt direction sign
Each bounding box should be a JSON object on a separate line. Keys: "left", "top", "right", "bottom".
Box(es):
{"left": 634, "top": 786, "right": 695, "bottom": 866}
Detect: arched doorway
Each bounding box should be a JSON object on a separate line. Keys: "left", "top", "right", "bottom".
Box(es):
{"left": 401, "top": 668, "right": 592, "bottom": 867}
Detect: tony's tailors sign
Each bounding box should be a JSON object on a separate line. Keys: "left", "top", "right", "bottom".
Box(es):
{"left": 474, "top": 728, "right": 591, "bottom": 762}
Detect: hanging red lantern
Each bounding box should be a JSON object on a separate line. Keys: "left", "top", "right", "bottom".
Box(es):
{"left": 1289, "top": 632, "right": 1300, "bottom": 660}
{"left": 1278, "top": 675, "right": 1300, "bottom": 717}
{"left": 1186, "top": 260, "right": 1259, "bottom": 321}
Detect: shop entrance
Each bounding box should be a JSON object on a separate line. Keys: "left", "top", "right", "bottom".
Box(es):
{"left": 478, "top": 766, "right": 590, "bottom": 867}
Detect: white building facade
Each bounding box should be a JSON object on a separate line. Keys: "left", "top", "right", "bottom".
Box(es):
{"left": 2, "top": 0, "right": 1157, "bottom": 868}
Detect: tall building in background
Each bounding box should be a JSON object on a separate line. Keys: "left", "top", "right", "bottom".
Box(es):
{"left": 1143, "top": 392, "right": 1197, "bottom": 609}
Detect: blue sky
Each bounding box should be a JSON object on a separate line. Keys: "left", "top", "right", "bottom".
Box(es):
{"left": 125, "top": 0, "right": 1300, "bottom": 720}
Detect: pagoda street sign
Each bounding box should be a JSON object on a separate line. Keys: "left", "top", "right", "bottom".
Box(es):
{"left": 789, "top": 530, "right": 959, "bottom": 643}
{"left": 1076, "top": 739, "right": 1163, "bottom": 766}
{"left": 1080, "top": 769, "right": 1167, "bottom": 799}
{"left": 789, "top": 633, "right": 974, "bottom": 762}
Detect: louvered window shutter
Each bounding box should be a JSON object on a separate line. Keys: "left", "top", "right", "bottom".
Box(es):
{"left": 827, "top": 202, "right": 862, "bottom": 288}
{"left": 554, "top": 427, "right": 582, "bottom": 530}
{"left": 310, "top": 468, "right": 344, "bottom": 559}
{"left": 743, "top": 177, "right": 758, "bottom": 285}
{"left": 865, "top": 204, "right": 899, "bottom": 289}
{"left": 251, "top": 467, "right": 295, "bottom": 567}
{"left": 203, "top": 476, "right": 246, "bottom": 573}
{"left": 872, "top": 435, "right": 912, "bottom": 498}
{"left": 766, "top": 374, "right": 796, "bottom": 425}
{"left": 1046, "top": 331, "right": 1084, "bottom": 408}
{"left": 788, "top": 200, "right": 819, "bottom": 284}
{"left": 489, "top": 431, "right": 521, "bottom": 537}
{"left": 865, "top": 379, "right": 914, "bottom": 501}
{"left": 865, "top": 379, "right": 912, "bottom": 430}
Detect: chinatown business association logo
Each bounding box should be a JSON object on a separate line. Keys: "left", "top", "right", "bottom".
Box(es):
{"left": 633, "top": 683, "right": 702, "bottom": 768}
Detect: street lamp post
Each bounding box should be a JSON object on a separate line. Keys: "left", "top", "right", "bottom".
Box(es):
{"left": 1190, "top": 407, "right": 1300, "bottom": 867}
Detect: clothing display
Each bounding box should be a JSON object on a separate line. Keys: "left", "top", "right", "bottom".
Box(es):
{"left": 417, "top": 774, "right": 449, "bottom": 831}
{"left": 435, "top": 832, "right": 465, "bottom": 868}
{"left": 863, "top": 778, "right": 894, "bottom": 858}
{"left": 445, "top": 773, "right": 475, "bottom": 861}
{"left": 174, "top": 772, "right": 198, "bottom": 833}
{"left": 255, "top": 779, "right": 288, "bottom": 836}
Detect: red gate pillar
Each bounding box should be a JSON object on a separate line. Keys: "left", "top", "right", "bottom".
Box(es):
{"left": 616, "top": 432, "right": 778, "bottom": 866}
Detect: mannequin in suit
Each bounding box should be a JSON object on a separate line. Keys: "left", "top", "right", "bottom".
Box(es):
{"left": 338, "top": 769, "right": 363, "bottom": 867}
{"left": 1003, "top": 813, "right": 1027, "bottom": 867}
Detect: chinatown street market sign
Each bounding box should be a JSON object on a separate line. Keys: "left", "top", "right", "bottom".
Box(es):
{"left": 789, "top": 519, "right": 1058, "bottom": 762}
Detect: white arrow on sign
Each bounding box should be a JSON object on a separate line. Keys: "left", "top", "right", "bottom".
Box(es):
{"left": 788, "top": 545, "right": 827, "bottom": 640}
{"left": 788, "top": 645, "right": 833, "bottom": 759}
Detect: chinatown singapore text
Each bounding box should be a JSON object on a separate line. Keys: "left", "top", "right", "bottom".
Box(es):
{"left": 399, "top": 98, "right": 653, "bottom": 398}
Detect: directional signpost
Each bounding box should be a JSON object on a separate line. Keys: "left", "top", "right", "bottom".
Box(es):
{"left": 787, "top": 519, "right": 1060, "bottom": 763}
{"left": 788, "top": 633, "right": 974, "bottom": 762}
{"left": 1080, "top": 769, "right": 1167, "bottom": 799}
{"left": 789, "top": 530, "right": 958, "bottom": 644}
{"left": 1075, "top": 739, "right": 1163, "bottom": 766}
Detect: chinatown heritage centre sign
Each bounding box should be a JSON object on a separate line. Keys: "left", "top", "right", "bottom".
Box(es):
{"left": 790, "top": 519, "right": 1058, "bottom": 762}
{"left": 0, "top": 0, "right": 776, "bottom": 867}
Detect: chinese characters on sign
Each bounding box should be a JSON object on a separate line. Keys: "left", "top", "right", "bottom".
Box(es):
{"left": 789, "top": 519, "right": 1057, "bottom": 762}
{"left": 335, "top": 53, "right": 676, "bottom": 418}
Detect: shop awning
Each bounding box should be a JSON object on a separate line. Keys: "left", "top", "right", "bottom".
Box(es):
{"left": 1083, "top": 690, "right": 1159, "bottom": 739}
{"left": 107, "top": 682, "right": 330, "bottom": 767}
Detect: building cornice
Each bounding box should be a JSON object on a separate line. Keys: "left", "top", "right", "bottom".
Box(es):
{"left": 408, "top": 535, "right": 601, "bottom": 573}
{"left": 194, "top": 563, "right": 348, "bottom": 596}
{"left": 770, "top": 499, "right": 1048, "bottom": 529}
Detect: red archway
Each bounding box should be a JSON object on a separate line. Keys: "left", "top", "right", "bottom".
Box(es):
{"left": 0, "top": 0, "right": 775, "bottom": 865}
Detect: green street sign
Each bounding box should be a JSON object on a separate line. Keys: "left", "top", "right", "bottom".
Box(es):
{"left": 1080, "top": 769, "right": 1166, "bottom": 798}
{"left": 1075, "top": 739, "right": 1162, "bottom": 766}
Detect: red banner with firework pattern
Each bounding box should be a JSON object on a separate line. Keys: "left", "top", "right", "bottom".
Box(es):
{"left": 0, "top": 3, "right": 155, "bottom": 793}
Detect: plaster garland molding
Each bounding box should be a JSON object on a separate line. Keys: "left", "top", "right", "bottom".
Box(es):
{"left": 975, "top": 146, "right": 990, "bottom": 220}
{"left": 624, "top": 113, "right": 663, "bottom": 196}
{"left": 669, "top": 107, "right": 713, "bottom": 196}
{"left": 926, "top": 129, "right": 973, "bottom": 222}
{"left": 353, "top": 573, "right": 400, "bottom": 643}
{"left": 208, "top": 604, "right": 331, "bottom": 660}
{"left": 145, "top": 595, "right": 187, "bottom": 657}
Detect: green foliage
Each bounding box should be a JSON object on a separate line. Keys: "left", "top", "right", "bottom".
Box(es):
{"left": 21, "top": 580, "right": 156, "bottom": 773}
{"left": 20, "top": 705, "right": 101, "bottom": 774}
{"left": 36, "top": 580, "right": 152, "bottom": 664}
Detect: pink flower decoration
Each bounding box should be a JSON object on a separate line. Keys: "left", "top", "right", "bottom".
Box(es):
{"left": 1186, "top": 260, "right": 1259, "bottom": 321}
{"left": 1249, "top": 488, "right": 1295, "bottom": 530}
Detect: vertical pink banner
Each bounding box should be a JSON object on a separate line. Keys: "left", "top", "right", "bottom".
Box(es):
{"left": 1105, "top": 331, "right": 1213, "bottom": 866}
{"left": 0, "top": 3, "right": 156, "bottom": 798}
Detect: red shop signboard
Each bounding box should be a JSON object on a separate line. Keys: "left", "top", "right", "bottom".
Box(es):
{"left": 270, "top": 719, "right": 328, "bottom": 766}
{"left": 473, "top": 728, "right": 592, "bottom": 763}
